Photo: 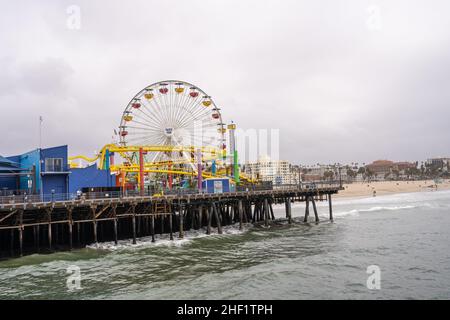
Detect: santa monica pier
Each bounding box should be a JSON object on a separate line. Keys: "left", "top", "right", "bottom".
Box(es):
{"left": 0, "top": 80, "right": 342, "bottom": 259}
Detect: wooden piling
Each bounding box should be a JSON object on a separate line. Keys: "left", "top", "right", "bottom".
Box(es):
{"left": 198, "top": 205, "right": 203, "bottom": 229}
{"left": 206, "top": 205, "right": 212, "bottom": 235}
{"left": 263, "top": 198, "right": 269, "bottom": 227}
{"left": 34, "top": 225, "right": 40, "bottom": 252}
{"left": 304, "top": 197, "right": 310, "bottom": 223}
{"left": 19, "top": 227, "right": 23, "bottom": 257}
{"left": 47, "top": 209, "right": 52, "bottom": 250}
{"left": 132, "top": 205, "right": 137, "bottom": 244}
{"left": 212, "top": 202, "right": 222, "bottom": 234}
{"left": 112, "top": 204, "right": 118, "bottom": 245}
{"left": 285, "top": 198, "right": 292, "bottom": 224}
{"left": 151, "top": 215, "right": 155, "bottom": 242}
{"left": 113, "top": 219, "right": 118, "bottom": 245}
{"left": 91, "top": 206, "right": 98, "bottom": 244}
{"left": 18, "top": 210, "right": 23, "bottom": 256}
{"left": 311, "top": 196, "right": 319, "bottom": 223}
{"left": 179, "top": 208, "right": 184, "bottom": 239}
{"left": 269, "top": 200, "right": 275, "bottom": 220}
{"left": 10, "top": 229, "right": 14, "bottom": 256}
{"left": 328, "top": 194, "right": 333, "bottom": 221}
{"left": 238, "top": 200, "right": 243, "bottom": 230}
{"left": 68, "top": 207, "right": 73, "bottom": 250}
{"left": 169, "top": 212, "right": 174, "bottom": 240}
{"left": 77, "top": 222, "right": 81, "bottom": 245}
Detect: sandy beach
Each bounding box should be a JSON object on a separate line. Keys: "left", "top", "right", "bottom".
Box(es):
{"left": 336, "top": 179, "right": 450, "bottom": 199}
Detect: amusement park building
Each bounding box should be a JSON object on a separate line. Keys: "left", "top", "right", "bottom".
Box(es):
{"left": 0, "top": 145, "right": 113, "bottom": 197}
{"left": 0, "top": 145, "right": 70, "bottom": 196}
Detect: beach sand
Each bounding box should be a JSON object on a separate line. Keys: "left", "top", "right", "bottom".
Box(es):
{"left": 336, "top": 179, "right": 450, "bottom": 199}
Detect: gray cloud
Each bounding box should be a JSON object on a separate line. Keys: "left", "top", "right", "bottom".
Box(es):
{"left": 0, "top": 0, "right": 449, "bottom": 164}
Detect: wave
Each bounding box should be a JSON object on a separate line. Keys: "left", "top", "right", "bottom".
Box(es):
{"left": 333, "top": 205, "right": 417, "bottom": 217}
{"left": 86, "top": 224, "right": 250, "bottom": 251}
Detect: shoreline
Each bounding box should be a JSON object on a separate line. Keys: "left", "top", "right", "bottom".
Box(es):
{"left": 335, "top": 179, "right": 450, "bottom": 200}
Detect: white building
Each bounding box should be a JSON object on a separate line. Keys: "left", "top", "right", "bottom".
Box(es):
{"left": 244, "top": 156, "right": 298, "bottom": 185}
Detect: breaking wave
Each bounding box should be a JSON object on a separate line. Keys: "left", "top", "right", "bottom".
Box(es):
{"left": 86, "top": 224, "right": 250, "bottom": 251}
{"left": 333, "top": 205, "right": 417, "bottom": 217}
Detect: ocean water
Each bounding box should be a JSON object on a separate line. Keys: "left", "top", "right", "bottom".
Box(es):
{"left": 1, "top": 190, "right": 450, "bottom": 300}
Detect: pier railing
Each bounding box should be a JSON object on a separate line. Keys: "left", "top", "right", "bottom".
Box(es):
{"left": 0, "top": 181, "right": 342, "bottom": 206}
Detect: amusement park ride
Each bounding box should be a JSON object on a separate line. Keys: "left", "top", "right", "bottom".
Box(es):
{"left": 68, "top": 80, "right": 256, "bottom": 193}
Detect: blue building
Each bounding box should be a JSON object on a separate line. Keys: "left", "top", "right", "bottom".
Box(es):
{"left": 1, "top": 145, "right": 70, "bottom": 196}
{"left": 69, "top": 163, "right": 114, "bottom": 193}
{"left": 1, "top": 145, "right": 115, "bottom": 199}
{"left": 202, "top": 178, "right": 234, "bottom": 194}
{"left": 0, "top": 156, "right": 31, "bottom": 194}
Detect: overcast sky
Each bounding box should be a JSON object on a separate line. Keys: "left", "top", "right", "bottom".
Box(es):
{"left": 1, "top": 0, "right": 449, "bottom": 165}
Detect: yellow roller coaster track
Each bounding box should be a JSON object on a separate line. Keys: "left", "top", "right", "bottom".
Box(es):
{"left": 69, "top": 144, "right": 222, "bottom": 168}
{"left": 68, "top": 144, "right": 257, "bottom": 183}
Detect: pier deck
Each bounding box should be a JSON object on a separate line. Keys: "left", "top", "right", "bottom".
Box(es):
{"left": 0, "top": 183, "right": 342, "bottom": 259}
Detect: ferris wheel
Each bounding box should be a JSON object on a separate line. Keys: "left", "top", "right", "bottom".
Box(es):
{"left": 118, "top": 80, "right": 226, "bottom": 166}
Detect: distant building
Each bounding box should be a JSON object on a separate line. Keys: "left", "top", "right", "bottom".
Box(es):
{"left": 300, "top": 164, "right": 344, "bottom": 182}
{"left": 302, "top": 174, "right": 321, "bottom": 182}
{"left": 365, "top": 160, "right": 416, "bottom": 180}
{"left": 426, "top": 157, "right": 450, "bottom": 170}
{"left": 365, "top": 160, "right": 394, "bottom": 177}
{"left": 394, "top": 162, "right": 417, "bottom": 174}
{"left": 244, "top": 156, "right": 298, "bottom": 185}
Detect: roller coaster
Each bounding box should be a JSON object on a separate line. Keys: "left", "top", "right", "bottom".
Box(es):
{"left": 68, "top": 80, "right": 257, "bottom": 192}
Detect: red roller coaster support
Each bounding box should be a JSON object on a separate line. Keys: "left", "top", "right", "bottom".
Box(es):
{"left": 139, "top": 147, "right": 144, "bottom": 195}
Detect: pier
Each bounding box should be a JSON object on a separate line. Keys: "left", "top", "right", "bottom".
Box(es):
{"left": 0, "top": 183, "right": 342, "bottom": 259}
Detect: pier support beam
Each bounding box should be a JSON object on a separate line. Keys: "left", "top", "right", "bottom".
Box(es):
{"left": 132, "top": 205, "right": 137, "bottom": 245}
{"left": 112, "top": 204, "right": 118, "bottom": 245}
{"left": 10, "top": 229, "right": 14, "bottom": 256}
{"left": 151, "top": 215, "right": 155, "bottom": 243}
{"left": 169, "top": 212, "right": 174, "bottom": 240}
{"left": 328, "top": 194, "right": 333, "bottom": 221}
{"left": 179, "top": 208, "right": 184, "bottom": 239}
{"left": 269, "top": 200, "right": 275, "bottom": 220}
{"left": 238, "top": 200, "right": 243, "bottom": 230}
{"left": 91, "top": 206, "right": 98, "bottom": 244}
{"left": 263, "top": 198, "right": 269, "bottom": 227}
{"left": 311, "top": 196, "right": 319, "bottom": 223}
{"left": 68, "top": 207, "right": 73, "bottom": 250}
{"left": 198, "top": 205, "right": 203, "bottom": 230}
{"left": 34, "top": 225, "right": 40, "bottom": 252}
{"left": 47, "top": 209, "right": 52, "bottom": 250}
{"left": 304, "top": 197, "right": 310, "bottom": 223}
{"left": 285, "top": 198, "right": 292, "bottom": 224}
{"left": 206, "top": 206, "right": 212, "bottom": 235}
{"left": 19, "top": 210, "right": 23, "bottom": 256}
{"left": 212, "top": 202, "right": 222, "bottom": 234}
{"left": 113, "top": 219, "right": 118, "bottom": 245}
